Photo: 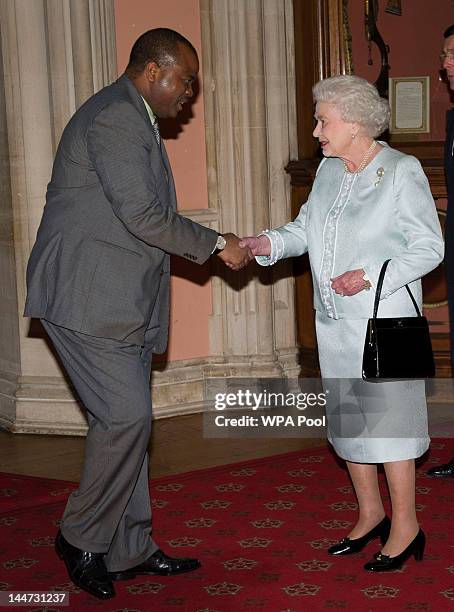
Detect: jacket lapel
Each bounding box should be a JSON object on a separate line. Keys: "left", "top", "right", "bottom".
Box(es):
{"left": 160, "top": 142, "right": 177, "bottom": 209}
{"left": 446, "top": 110, "right": 454, "bottom": 172}
{"left": 115, "top": 74, "right": 176, "bottom": 207}
{"left": 445, "top": 109, "right": 454, "bottom": 214}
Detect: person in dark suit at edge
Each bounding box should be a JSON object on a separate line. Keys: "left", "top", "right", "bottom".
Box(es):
{"left": 427, "top": 25, "right": 454, "bottom": 478}
{"left": 24, "top": 28, "right": 252, "bottom": 599}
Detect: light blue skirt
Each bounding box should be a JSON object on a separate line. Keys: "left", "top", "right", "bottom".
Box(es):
{"left": 316, "top": 311, "right": 430, "bottom": 463}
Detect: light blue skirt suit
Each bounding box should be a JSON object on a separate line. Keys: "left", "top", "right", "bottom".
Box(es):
{"left": 257, "top": 144, "right": 444, "bottom": 463}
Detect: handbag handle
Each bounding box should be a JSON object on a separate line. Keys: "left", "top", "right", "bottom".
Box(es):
{"left": 372, "top": 259, "right": 421, "bottom": 318}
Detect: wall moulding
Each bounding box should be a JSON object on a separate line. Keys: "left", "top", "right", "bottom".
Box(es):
{"left": 0, "top": 352, "right": 298, "bottom": 435}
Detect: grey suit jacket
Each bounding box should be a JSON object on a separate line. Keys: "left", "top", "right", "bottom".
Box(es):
{"left": 24, "top": 74, "right": 218, "bottom": 350}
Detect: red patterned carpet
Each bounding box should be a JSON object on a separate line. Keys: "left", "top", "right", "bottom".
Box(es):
{"left": 1, "top": 442, "right": 453, "bottom": 611}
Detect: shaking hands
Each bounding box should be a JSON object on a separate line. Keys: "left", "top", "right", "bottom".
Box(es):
{"left": 216, "top": 233, "right": 253, "bottom": 270}
{"left": 215, "top": 233, "right": 272, "bottom": 271}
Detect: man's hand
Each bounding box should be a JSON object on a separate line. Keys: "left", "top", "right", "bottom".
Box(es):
{"left": 217, "top": 233, "right": 253, "bottom": 270}
{"left": 217, "top": 233, "right": 252, "bottom": 270}
{"left": 238, "top": 235, "right": 271, "bottom": 257}
{"left": 331, "top": 268, "right": 371, "bottom": 296}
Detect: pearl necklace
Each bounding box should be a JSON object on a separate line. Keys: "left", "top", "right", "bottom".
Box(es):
{"left": 343, "top": 140, "right": 377, "bottom": 174}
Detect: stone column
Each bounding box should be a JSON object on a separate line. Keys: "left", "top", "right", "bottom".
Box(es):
{"left": 200, "top": 0, "right": 299, "bottom": 378}
{"left": 0, "top": 0, "right": 300, "bottom": 434}
{"left": 0, "top": 0, "right": 117, "bottom": 433}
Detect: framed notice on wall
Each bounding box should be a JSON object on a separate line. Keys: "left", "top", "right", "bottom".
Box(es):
{"left": 389, "top": 77, "right": 430, "bottom": 134}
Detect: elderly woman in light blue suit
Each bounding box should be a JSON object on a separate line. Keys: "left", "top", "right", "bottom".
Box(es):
{"left": 241, "top": 76, "right": 443, "bottom": 572}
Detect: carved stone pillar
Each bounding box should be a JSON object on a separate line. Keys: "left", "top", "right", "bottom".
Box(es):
{"left": 200, "top": 0, "right": 299, "bottom": 378}
{"left": 0, "top": 0, "right": 299, "bottom": 434}
{"left": 0, "top": 0, "right": 117, "bottom": 433}
{"left": 46, "top": 0, "right": 117, "bottom": 148}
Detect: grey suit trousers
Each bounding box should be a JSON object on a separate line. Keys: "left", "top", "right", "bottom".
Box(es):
{"left": 42, "top": 320, "right": 158, "bottom": 572}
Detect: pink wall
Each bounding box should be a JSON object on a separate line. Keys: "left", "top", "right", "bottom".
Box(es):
{"left": 348, "top": 0, "right": 453, "bottom": 140}
{"left": 114, "top": 0, "right": 212, "bottom": 361}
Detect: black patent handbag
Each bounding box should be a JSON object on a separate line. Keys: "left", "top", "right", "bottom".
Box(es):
{"left": 362, "top": 259, "right": 435, "bottom": 381}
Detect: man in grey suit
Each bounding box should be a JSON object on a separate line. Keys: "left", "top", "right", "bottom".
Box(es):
{"left": 25, "top": 28, "right": 251, "bottom": 599}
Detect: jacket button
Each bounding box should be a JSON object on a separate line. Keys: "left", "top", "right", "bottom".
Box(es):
{"left": 160, "top": 269, "right": 164, "bottom": 276}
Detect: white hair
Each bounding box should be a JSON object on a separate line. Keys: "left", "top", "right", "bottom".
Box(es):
{"left": 312, "top": 75, "right": 390, "bottom": 138}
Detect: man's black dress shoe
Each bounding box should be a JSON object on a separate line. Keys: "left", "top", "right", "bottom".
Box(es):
{"left": 364, "top": 528, "right": 425, "bottom": 571}
{"left": 55, "top": 530, "right": 115, "bottom": 599}
{"left": 427, "top": 457, "right": 454, "bottom": 477}
{"left": 109, "top": 549, "right": 201, "bottom": 581}
{"left": 328, "top": 515, "right": 391, "bottom": 555}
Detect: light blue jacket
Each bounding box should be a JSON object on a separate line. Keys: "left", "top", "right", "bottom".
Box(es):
{"left": 258, "top": 144, "right": 444, "bottom": 319}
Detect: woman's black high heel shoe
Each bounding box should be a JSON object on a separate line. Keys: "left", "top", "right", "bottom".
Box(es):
{"left": 328, "top": 515, "right": 391, "bottom": 555}
{"left": 364, "top": 529, "right": 425, "bottom": 571}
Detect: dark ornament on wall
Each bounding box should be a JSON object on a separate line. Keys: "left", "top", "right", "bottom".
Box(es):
{"left": 365, "top": 0, "right": 390, "bottom": 98}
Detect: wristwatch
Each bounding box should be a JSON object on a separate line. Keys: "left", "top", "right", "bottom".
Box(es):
{"left": 213, "top": 234, "right": 227, "bottom": 255}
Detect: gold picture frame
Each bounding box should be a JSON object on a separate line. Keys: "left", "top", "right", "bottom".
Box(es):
{"left": 385, "top": 0, "right": 402, "bottom": 16}
{"left": 389, "top": 76, "right": 430, "bottom": 134}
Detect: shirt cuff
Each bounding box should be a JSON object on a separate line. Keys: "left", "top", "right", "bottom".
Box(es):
{"left": 255, "top": 229, "right": 284, "bottom": 266}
